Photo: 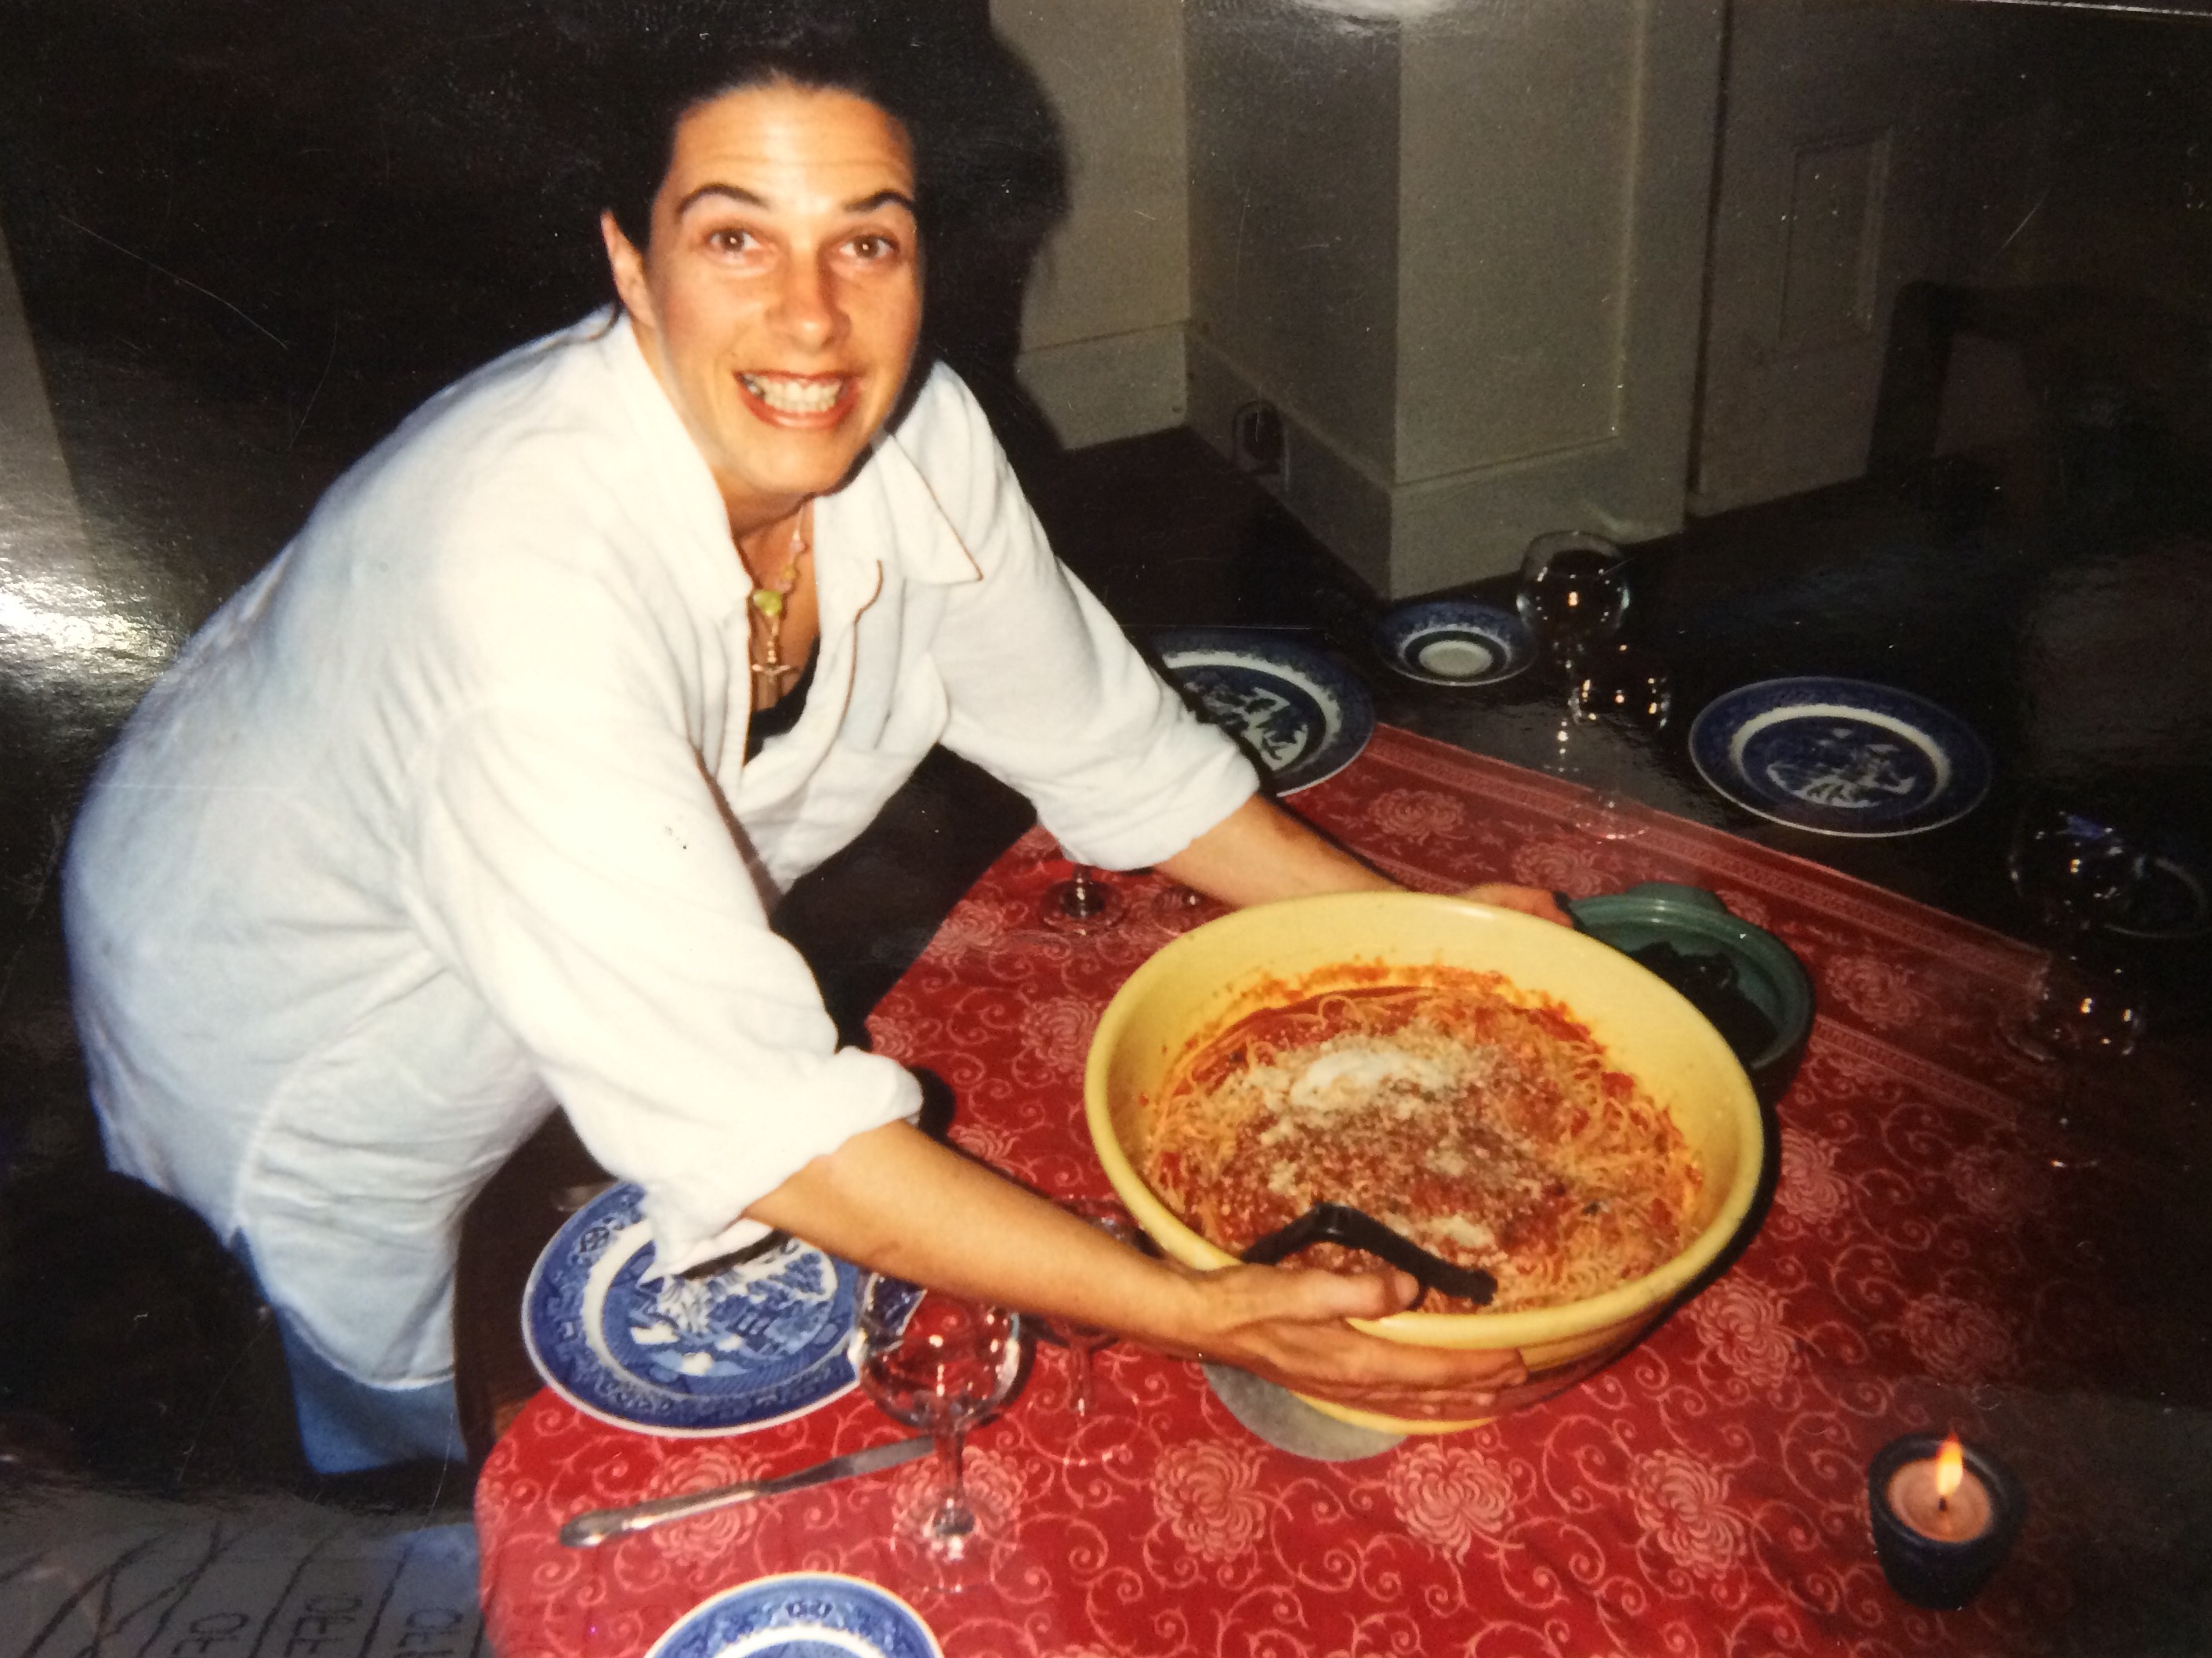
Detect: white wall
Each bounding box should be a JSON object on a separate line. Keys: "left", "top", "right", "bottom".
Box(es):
{"left": 991, "top": 0, "right": 1192, "bottom": 448}
{"left": 1184, "top": 0, "right": 1723, "bottom": 595}
{"left": 997, "top": 0, "right": 1717, "bottom": 592}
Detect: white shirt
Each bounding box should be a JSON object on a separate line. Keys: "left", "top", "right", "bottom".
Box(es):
{"left": 63, "top": 310, "right": 1256, "bottom": 1386}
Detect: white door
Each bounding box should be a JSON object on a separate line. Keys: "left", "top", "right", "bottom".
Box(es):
{"left": 1692, "top": 0, "right": 2055, "bottom": 513}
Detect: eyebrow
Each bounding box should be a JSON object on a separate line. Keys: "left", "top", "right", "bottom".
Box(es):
{"left": 674, "top": 183, "right": 919, "bottom": 219}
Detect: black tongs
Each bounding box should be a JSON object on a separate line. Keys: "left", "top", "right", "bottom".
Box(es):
{"left": 1238, "top": 1202, "right": 1497, "bottom": 1309}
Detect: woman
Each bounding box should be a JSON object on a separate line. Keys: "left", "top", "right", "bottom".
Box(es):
{"left": 62, "top": 16, "right": 1555, "bottom": 1474}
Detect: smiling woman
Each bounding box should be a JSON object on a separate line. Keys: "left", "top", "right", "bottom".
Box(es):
{"left": 599, "top": 79, "right": 927, "bottom": 713}
{"left": 586, "top": 2, "right": 1067, "bottom": 451}
{"left": 603, "top": 86, "right": 925, "bottom": 532}
{"left": 56, "top": 0, "right": 1556, "bottom": 1480}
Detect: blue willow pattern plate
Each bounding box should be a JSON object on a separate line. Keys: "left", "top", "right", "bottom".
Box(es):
{"left": 523, "top": 1182, "right": 860, "bottom": 1436}
{"left": 1372, "top": 599, "right": 1535, "bottom": 687}
{"left": 645, "top": 1574, "right": 941, "bottom": 1658}
{"left": 1151, "top": 629, "right": 1375, "bottom": 795}
{"left": 1688, "top": 677, "right": 1992, "bottom": 838}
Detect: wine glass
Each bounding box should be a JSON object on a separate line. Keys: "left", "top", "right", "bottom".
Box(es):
{"left": 1038, "top": 1198, "right": 1138, "bottom": 1464}
{"left": 1516, "top": 532, "right": 1631, "bottom": 778}
{"left": 2007, "top": 803, "right": 2144, "bottom": 942}
{"left": 1146, "top": 879, "right": 1216, "bottom": 933}
{"left": 1566, "top": 643, "right": 1674, "bottom": 840}
{"left": 2000, "top": 804, "right": 2150, "bottom": 1138}
{"left": 856, "top": 1274, "right": 1024, "bottom": 1591}
{"left": 1516, "top": 531, "right": 1631, "bottom": 675}
{"left": 1042, "top": 847, "right": 1121, "bottom": 933}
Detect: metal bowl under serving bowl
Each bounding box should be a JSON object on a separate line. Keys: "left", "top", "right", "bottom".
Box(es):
{"left": 1084, "top": 891, "right": 1768, "bottom": 1435}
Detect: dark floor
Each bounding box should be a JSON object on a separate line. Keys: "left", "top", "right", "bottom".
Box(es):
{"left": 1038, "top": 420, "right": 2212, "bottom": 958}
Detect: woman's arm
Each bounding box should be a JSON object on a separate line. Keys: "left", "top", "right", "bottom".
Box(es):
{"left": 746, "top": 1118, "right": 1526, "bottom": 1419}
{"left": 753, "top": 798, "right": 1572, "bottom": 1418}
{"left": 737, "top": 775, "right": 1569, "bottom": 1415}
{"left": 1157, "top": 793, "right": 1569, "bottom": 923}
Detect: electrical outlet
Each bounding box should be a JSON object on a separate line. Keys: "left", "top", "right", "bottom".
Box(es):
{"left": 1230, "top": 400, "right": 1284, "bottom": 478}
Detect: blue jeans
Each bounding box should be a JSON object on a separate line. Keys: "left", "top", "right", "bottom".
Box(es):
{"left": 236, "top": 1237, "right": 468, "bottom": 1473}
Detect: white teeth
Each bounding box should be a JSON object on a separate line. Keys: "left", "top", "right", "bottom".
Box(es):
{"left": 740, "top": 374, "right": 844, "bottom": 415}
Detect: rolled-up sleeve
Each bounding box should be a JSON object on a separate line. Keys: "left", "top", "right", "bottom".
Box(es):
{"left": 404, "top": 692, "right": 919, "bottom": 1273}
{"left": 906, "top": 382, "right": 1259, "bottom": 870}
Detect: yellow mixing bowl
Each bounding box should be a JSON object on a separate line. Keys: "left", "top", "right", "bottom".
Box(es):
{"left": 1084, "top": 890, "right": 1767, "bottom": 1434}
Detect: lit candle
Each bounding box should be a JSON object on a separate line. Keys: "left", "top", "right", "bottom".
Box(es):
{"left": 1867, "top": 1432, "right": 2025, "bottom": 1609}
{"left": 1885, "top": 1434, "right": 1993, "bottom": 1544}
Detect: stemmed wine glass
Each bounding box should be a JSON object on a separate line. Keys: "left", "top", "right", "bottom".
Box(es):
{"left": 1566, "top": 643, "right": 1674, "bottom": 840}
{"left": 2002, "top": 804, "right": 2149, "bottom": 1071}
{"left": 1146, "top": 879, "right": 1216, "bottom": 933}
{"left": 856, "top": 1273, "right": 1024, "bottom": 1591}
{"left": 1037, "top": 1198, "right": 1138, "bottom": 1465}
{"left": 1043, "top": 847, "right": 1121, "bottom": 933}
{"left": 1516, "top": 532, "right": 1631, "bottom": 777}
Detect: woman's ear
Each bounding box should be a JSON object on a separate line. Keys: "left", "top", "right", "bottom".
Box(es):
{"left": 600, "top": 211, "right": 654, "bottom": 328}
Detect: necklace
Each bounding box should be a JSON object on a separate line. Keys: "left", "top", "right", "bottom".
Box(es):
{"left": 746, "top": 506, "right": 810, "bottom": 704}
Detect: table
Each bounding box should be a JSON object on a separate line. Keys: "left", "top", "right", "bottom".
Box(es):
{"left": 476, "top": 728, "right": 2210, "bottom": 1657}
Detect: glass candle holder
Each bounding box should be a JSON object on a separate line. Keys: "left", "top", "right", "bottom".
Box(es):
{"left": 1866, "top": 1432, "right": 2026, "bottom": 1609}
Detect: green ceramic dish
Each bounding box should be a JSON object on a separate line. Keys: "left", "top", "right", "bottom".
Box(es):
{"left": 1566, "top": 881, "right": 1815, "bottom": 1083}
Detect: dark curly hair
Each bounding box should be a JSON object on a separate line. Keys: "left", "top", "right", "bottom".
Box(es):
{"left": 585, "top": 1, "right": 1060, "bottom": 258}
{"left": 591, "top": 4, "right": 919, "bottom": 248}
{"left": 555, "top": 0, "right": 1063, "bottom": 425}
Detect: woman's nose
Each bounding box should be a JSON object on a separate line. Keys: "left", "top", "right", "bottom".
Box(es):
{"left": 773, "top": 255, "right": 845, "bottom": 349}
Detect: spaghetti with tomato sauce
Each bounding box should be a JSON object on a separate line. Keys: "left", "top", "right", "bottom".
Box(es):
{"left": 1134, "top": 969, "right": 1702, "bottom": 1313}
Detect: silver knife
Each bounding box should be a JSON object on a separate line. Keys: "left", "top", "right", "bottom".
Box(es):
{"left": 559, "top": 1435, "right": 932, "bottom": 1548}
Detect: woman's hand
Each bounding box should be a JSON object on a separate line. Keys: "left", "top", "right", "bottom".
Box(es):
{"left": 752, "top": 1122, "right": 1529, "bottom": 1418}
{"left": 1151, "top": 1260, "right": 1528, "bottom": 1420}
{"left": 1457, "top": 881, "right": 1572, "bottom": 925}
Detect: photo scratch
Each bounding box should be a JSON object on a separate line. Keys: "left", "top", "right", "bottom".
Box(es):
{"left": 54, "top": 213, "right": 290, "bottom": 351}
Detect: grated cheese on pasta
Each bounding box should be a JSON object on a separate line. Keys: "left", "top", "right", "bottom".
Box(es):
{"left": 1131, "top": 969, "right": 1703, "bottom": 1313}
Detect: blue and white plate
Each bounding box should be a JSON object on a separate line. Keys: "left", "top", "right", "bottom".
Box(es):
{"left": 1688, "top": 677, "right": 1993, "bottom": 838}
{"left": 523, "top": 1183, "right": 859, "bottom": 1436}
{"left": 1373, "top": 599, "right": 1534, "bottom": 688}
{"left": 1152, "top": 629, "right": 1375, "bottom": 794}
{"left": 645, "top": 1574, "right": 941, "bottom": 1658}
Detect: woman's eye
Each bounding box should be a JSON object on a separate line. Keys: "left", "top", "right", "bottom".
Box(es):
{"left": 706, "top": 227, "right": 757, "bottom": 255}
{"left": 847, "top": 233, "right": 896, "bottom": 261}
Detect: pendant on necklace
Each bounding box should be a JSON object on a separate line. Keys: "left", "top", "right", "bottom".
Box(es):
{"left": 751, "top": 588, "right": 795, "bottom": 687}
{"left": 748, "top": 512, "right": 806, "bottom": 693}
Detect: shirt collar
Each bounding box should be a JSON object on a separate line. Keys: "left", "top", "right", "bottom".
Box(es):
{"left": 596, "top": 309, "right": 744, "bottom": 593}
{"left": 859, "top": 393, "right": 983, "bottom": 588}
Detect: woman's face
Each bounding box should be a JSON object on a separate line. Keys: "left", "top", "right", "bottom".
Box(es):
{"left": 603, "top": 82, "right": 923, "bottom": 527}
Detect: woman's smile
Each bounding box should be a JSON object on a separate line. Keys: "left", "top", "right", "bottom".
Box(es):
{"left": 737, "top": 371, "right": 856, "bottom": 422}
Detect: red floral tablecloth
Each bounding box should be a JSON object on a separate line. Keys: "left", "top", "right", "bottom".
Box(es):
{"left": 477, "top": 728, "right": 2199, "bottom": 1657}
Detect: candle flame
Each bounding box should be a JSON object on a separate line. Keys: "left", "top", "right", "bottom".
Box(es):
{"left": 1935, "top": 1434, "right": 1965, "bottom": 1501}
